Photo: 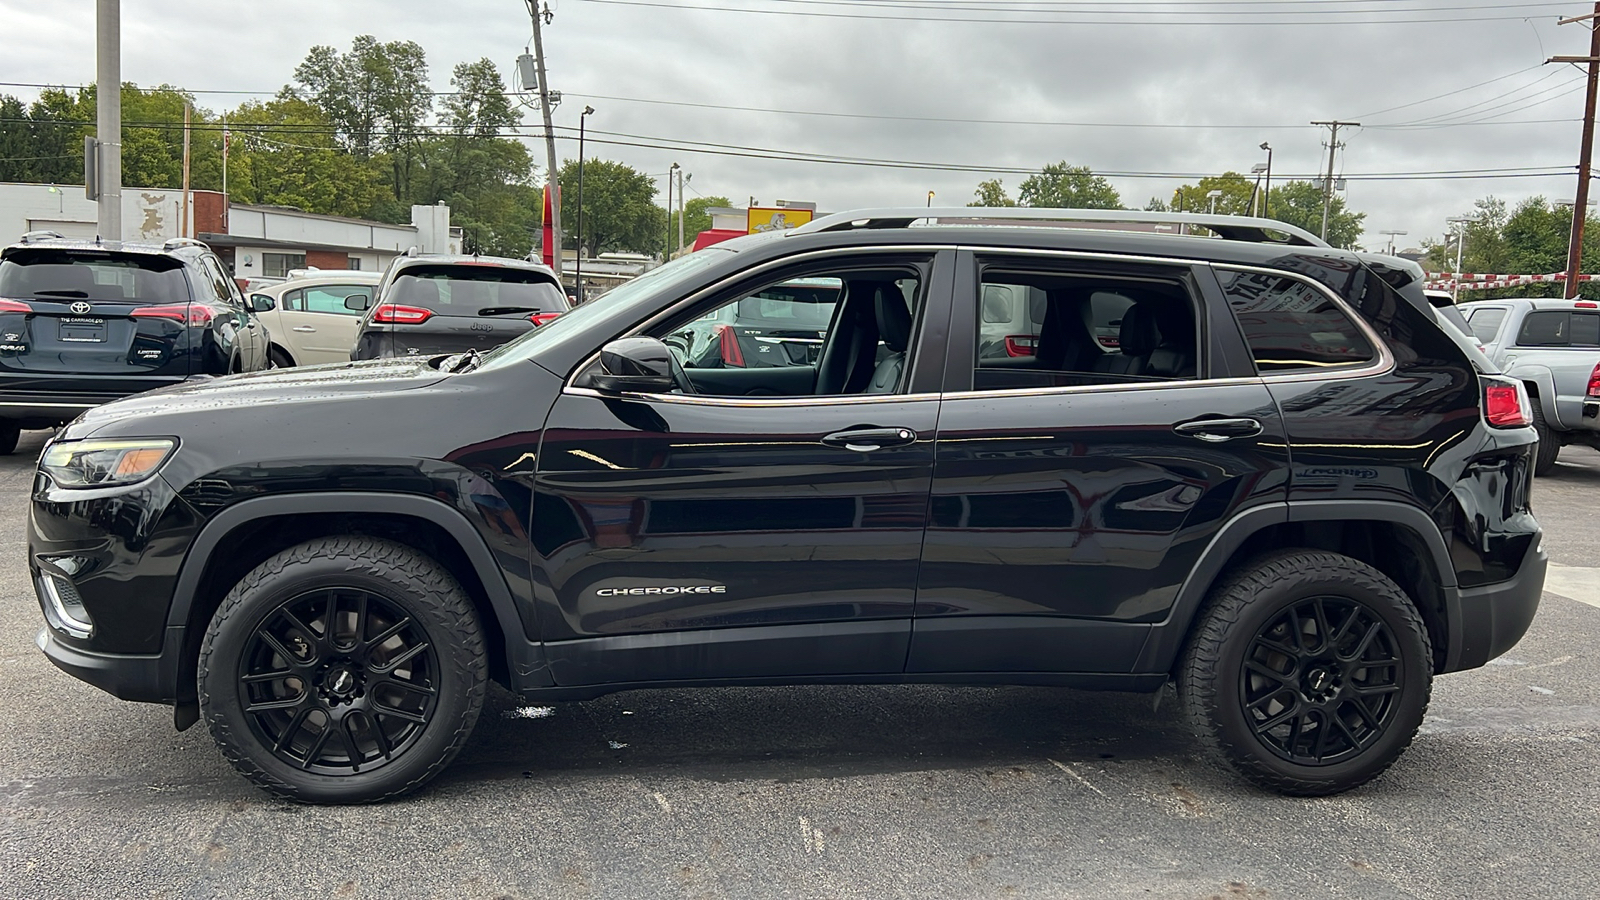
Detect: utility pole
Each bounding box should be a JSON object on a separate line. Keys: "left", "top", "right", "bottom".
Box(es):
{"left": 181, "top": 102, "right": 191, "bottom": 238}
{"left": 95, "top": 0, "right": 121, "bottom": 241}
{"left": 1552, "top": 4, "right": 1600, "bottom": 298}
{"left": 677, "top": 169, "right": 687, "bottom": 255}
{"left": 1380, "top": 230, "right": 1407, "bottom": 255}
{"left": 522, "top": 0, "right": 562, "bottom": 277}
{"left": 1311, "top": 120, "right": 1358, "bottom": 242}
{"left": 665, "top": 162, "right": 678, "bottom": 261}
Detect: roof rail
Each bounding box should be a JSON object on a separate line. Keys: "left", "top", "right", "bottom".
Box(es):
{"left": 162, "top": 237, "right": 209, "bottom": 252}
{"left": 789, "top": 207, "right": 1329, "bottom": 248}
{"left": 18, "top": 230, "right": 65, "bottom": 244}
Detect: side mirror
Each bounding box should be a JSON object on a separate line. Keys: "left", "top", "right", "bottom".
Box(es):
{"left": 249, "top": 294, "right": 276, "bottom": 313}
{"left": 577, "top": 337, "right": 677, "bottom": 394}
{"left": 345, "top": 294, "right": 371, "bottom": 311}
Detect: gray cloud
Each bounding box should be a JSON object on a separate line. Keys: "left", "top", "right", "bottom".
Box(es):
{"left": 0, "top": 0, "right": 1586, "bottom": 255}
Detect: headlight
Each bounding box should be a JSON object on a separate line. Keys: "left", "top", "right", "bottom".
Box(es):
{"left": 40, "top": 438, "right": 177, "bottom": 488}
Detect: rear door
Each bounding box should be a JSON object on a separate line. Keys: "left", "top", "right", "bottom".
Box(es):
{"left": 378, "top": 264, "right": 568, "bottom": 358}
{"left": 0, "top": 247, "right": 193, "bottom": 396}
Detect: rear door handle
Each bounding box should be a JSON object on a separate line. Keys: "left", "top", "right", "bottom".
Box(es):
{"left": 821, "top": 427, "right": 917, "bottom": 452}
{"left": 292, "top": 325, "right": 316, "bottom": 333}
{"left": 1172, "top": 417, "right": 1264, "bottom": 443}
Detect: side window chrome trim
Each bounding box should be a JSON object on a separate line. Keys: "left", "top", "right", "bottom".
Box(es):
{"left": 1209, "top": 262, "right": 1395, "bottom": 385}
{"left": 943, "top": 375, "right": 1264, "bottom": 402}
{"left": 562, "top": 385, "right": 943, "bottom": 407}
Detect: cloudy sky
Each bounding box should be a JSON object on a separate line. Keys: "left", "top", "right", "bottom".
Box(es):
{"left": 0, "top": 0, "right": 1591, "bottom": 253}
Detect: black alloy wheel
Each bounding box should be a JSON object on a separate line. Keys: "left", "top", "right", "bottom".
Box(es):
{"left": 1180, "top": 548, "right": 1432, "bottom": 796}
{"left": 200, "top": 537, "right": 486, "bottom": 803}
{"left": 238, "top": 588, "right": 439, "bottom": 776}
{"left": 1238, "top": 596, "right": 1402, "bottom": 766}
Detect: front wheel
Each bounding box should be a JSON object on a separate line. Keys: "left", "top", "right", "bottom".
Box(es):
{"left": 0, "top": 419, "right": 20, "bottom": 455}
{"left": 1179, "top": 549, "right": 1432, "bottom": 796}
{"left": 199, "top": 537, "right": 487, "bottom": 803}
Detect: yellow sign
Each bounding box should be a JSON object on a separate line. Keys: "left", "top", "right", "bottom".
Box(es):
{"left": 747, "top": 207, "right": 814, "bottom": 234}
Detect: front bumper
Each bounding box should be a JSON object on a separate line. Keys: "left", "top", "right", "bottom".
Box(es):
{"left": 1450, "top": 536, "right": 1548, "bottom": 672}
{"left": 36, "top": 625, "right": 183, "bottom": 704}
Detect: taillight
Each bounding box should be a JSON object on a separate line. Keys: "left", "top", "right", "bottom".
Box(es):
{"left": 131, "top": 304, "right": 214, "bottom": 325}
{"left": 1587, "top": 362, "right": 1600, "bottom": 398}
{"left": 1004, "top": 334, "right": 1039, "bottom": 357}
{"left": 528, "top": 312, "right": 561, "bottom": 327}
{"left": 1483, "top": 378, "right": 1531, "bottom": 428}
{"left": 0, "top": 299, "right": 31, "bottom": 313}
{"left": 373, "top": 304, "right": 433, "bottom": 325}
{"left": 714, "top": 324, "right": 745, "bottom": 367}
{"left": 1575, "top": 301, "right": 1597, "bottom": 308}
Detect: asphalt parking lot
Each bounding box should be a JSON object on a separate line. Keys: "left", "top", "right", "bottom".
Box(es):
{"left": 2, "top": 431, "right": 1598, "bottom": 900}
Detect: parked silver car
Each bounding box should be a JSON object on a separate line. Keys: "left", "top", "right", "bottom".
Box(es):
{"left": 1460, "top": 297, "right": 1600, "bottom": 473}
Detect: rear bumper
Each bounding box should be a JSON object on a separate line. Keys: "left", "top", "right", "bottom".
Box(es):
{"left": 0, "top": 394, "right": 118, "bottom": 421}
{"left": 1449, "top": 536, "right": 1547, "bottom": 672}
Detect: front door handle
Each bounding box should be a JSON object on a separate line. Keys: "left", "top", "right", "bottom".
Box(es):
{"left": 1173, "top": 417, "right": 1264, "bottom": 443}
{"left": 820, "top": 427, "right": 917, "bottom": 452}
{"left": 292, "top": 325, "right": 316, "bottom": 333}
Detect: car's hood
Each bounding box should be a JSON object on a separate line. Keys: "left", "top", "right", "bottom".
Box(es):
{"left": 63, "top": 357, "right": 449, "bottom": 439}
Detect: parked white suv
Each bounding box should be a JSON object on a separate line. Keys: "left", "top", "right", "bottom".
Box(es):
{"left": 247, "top": 271, "right": 381, "bottom": 367}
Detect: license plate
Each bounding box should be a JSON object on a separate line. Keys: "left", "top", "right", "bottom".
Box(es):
{"left": 59, "top": 318, "right": 106, "bottom": 343}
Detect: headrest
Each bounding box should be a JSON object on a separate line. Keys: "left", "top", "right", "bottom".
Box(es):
{"left": 1116, "top": 303, "right": 1162, "bottom": 357}
{"left": 874, "top": 282, "right": 912, "bottom": 352}
{"left": 1144, "top": 299, "right": 1192, "bottom": 349}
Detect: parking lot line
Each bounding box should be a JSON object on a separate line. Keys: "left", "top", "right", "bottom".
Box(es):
{"left": 1543, "top": 564, "right": 1600, "bottom": 609}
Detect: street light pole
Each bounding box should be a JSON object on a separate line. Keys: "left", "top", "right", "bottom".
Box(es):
{"left": 574, "top": 105, "right": 594, "bottom": 303}
{"left": 1207, "top": 189, "right": 1223, "bottom": 215}
{"left": 1259, "top": 142, "right": 1273, "bottom": 218}
{"left": 1447, "top": 216, "right": 1475, "bottom": 303}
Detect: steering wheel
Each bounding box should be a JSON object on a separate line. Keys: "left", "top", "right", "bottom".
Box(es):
{"left": 667, "top": 350, "right": 698, "bottom": 395}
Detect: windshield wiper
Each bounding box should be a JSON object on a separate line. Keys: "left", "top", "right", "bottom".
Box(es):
{"left": 477, "top": 306, "right": 540, "bottom": 316}
{"left": 443, "top": 348, "right": 482, "bottom": 373}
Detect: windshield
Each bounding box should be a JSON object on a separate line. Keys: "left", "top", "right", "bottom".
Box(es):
{"left": 474, "top": 247, "right": 734, "bottom": 373}
{"left": 735, "top": 279, "right": 839, "bottom": 328}
{"left": 0, "top": 249, "right": 189, "bottom": 305}
{"left": 385, "top": 264, "right": 568, "bottom": 314}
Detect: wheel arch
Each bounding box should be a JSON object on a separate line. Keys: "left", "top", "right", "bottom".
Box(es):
{"left": 267, "top": 341, "right": 296, "bottom": 366}
{"left": 1136, "top": 501, "right": 1462, "bottom": 677}
{"left": 165, "top": 492, "right": 540, "bottom": 720}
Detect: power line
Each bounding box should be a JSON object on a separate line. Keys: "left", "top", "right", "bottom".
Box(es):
{"left": 671, "top": 0, "right": 1572, "bottom": 16}
{"left": 1353, "top": 63, "right": 1545, "bottom": 119}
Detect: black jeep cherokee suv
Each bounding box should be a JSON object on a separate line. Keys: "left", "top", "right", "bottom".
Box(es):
{"left": 30, "top": 208, "right": 1547, "bottom": 803}
{"left": 0, "top": 233, "right": 270, "bottom": 453}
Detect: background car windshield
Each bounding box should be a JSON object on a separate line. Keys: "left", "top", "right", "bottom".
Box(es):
{"left": 0, "top": 249, "right": 188, "bottom": 305}
{"left": 735, "top": 280, "right": 838, "bottom": 327}
{"left": 386, "top": 265, "right": 569, "bottom": 314}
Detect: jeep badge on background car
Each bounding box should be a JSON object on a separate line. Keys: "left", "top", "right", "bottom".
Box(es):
{"left": 29, "top": 208, "right": 1544, "bottom": 803}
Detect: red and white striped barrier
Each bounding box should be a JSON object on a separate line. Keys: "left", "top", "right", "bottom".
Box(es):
{"left": 1421, "top": 272, "right": 1600, "bottom": 292}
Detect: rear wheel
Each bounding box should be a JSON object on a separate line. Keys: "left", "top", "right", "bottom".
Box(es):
{"left": 1530, "top": 398, "right": 1560, "bottom": 476}
{"left": 0, "top": 420, "right": 19, "bottom": 455}
{"left": 199, "top": 537, "right": 487, "bottom": 803}
{"left": 1179, "top": 549, "right": 1432, "bottom": 796}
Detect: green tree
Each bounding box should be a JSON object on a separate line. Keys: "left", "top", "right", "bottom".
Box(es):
{"left": 292, "top": 36, "right": 432, "bottom": 199}
{"left": 558, "top": 158, "right": 667, "bottom": 255}
{"left": 1262, "top": 180, "right": 1365, "bottom": 249}
{"left": 968, "top": 179, "right": 1017, "bottom": 207}
{"left": 669, "top": 195, "right": 732, "bottom": 243}
{"left": 1017, "top": 162, "right": 1122, "bottom": 209}
{"left": 1170, "top": 172, "right": 1256, "bottom": 217}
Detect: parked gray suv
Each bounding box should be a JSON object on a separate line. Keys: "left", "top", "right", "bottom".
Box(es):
{"left": 1460, "top": 298, "right": 1600, "bottom": 474}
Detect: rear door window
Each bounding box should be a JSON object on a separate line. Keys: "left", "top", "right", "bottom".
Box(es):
{"left": 385, "top": 265, "right": 568, "bottom": 316}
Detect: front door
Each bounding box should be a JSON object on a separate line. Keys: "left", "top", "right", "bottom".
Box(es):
{"left": 278, "top": 283, "right": 372, "bottom": 364}
{"left": 909, "top": 250, "right": 1289, "bottom": 675}
{"left": 532, "top": 251, "right": 953, "bottom": 686}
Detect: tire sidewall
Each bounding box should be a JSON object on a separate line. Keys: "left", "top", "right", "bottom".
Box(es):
{"left": 1208, "top": 563, "right": 1431, "bottom": 790}
{"left": 200, "top": 551, "right": 483, "bottom": 803}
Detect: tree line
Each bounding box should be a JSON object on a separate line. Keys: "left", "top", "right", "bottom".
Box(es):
{"left": 968, "top": 163, "right": 1366, "bottom": 249}
{"left": 0, "top": 36, "right": 671, "bottom": 259}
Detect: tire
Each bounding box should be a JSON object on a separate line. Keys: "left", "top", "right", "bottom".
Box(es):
{"left": 1530, "top": 398, "right": 1559, "bottom": 476}
{"left": 0, "top": 419, "right": 20, "bottom": 455}
{"left": 268, "top": 346, "right": 294, "bottom": 369}
{"left": 1179, "top": 549, "right": 1432, "bottom": 796}
{"left": 199, "top": 537, "right": 487, "bottom": 803}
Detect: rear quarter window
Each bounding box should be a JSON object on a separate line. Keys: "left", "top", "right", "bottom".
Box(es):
{"left": 1516, "top": 311, "right": 1600, "bottom": 347}
{"left": 1216, "top": 269, "right": 1376, "bottom": 372}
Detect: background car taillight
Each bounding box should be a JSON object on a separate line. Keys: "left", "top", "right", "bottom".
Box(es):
{"left": 1483, "top": 376, "right": 1531, "bottom": 428}
{"left": 0, "top": 298, "right": 31, "bottom": 313}
{"left": 1588, "top": 362, "right": 1600, "bottom": 398}
{"left": 373, "top": 304, "right": 433, "bottom": 325}
{"left": 1004, "top": 334, "right": 1038, "bottom": 357}
{"left": 715, "top": 324, "right": 745, "bottom": 366}
{"left": 528, "top": 312, "right": 561, "bottom": 327}
{"left": 131, "top": 304, "right": 214, "bottom": 326}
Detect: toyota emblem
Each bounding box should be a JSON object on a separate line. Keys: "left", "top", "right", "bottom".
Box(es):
{"left": 70, "top": 301, "right": 91, "bottom": 315}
